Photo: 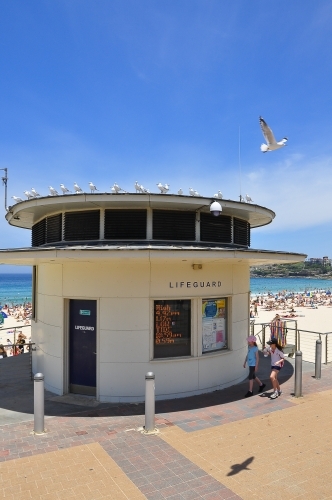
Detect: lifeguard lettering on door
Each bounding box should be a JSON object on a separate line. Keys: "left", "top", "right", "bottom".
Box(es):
{"left": 69, "top": 299, "right": 97, "bottom": 396}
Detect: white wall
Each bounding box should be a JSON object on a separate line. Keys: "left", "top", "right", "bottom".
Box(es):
{"left": 32, "top": 256, "right": 251, "bottom": 401}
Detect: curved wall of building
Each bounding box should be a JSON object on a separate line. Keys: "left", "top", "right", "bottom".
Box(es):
{"left": 32, "top": 257, "right": 250, "bottom": 402}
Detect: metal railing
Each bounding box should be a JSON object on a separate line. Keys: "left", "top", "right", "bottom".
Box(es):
{"left": 251, "top": 320, "right": 332, "bottom": 364}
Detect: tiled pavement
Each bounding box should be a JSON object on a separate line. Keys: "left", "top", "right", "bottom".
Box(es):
{"left": 1, "top": 354, "right": 332, "bottom": 499}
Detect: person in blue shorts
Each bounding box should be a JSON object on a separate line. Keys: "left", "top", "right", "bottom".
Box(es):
{"left": 243, "top": 335, "right": 266, "bottom": 397}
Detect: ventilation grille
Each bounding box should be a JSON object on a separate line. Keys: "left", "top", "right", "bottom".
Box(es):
{"left": 233, "top": 217, "right": 250, "bottom": 247}
{"left": 46, "top": 213, "right": 62, "bottom": 243}
{"left": 104, "top": 210, "right": 147, "bottom": 239}
{"left": 200, "top": 213, "right": 232, "bottom": 243}
{"left": 153, "top": 210, "right": 196, "bottom": 241}
{"left": 64, "top": 210, "right": 100, "bottom": 241}
{"left": 32, "top": 218, "right": 46, "bottom": 247}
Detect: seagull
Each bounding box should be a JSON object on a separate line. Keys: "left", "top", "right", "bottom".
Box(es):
{"left": 60, "top": 184, "right": 71, "bottom": 194}
{"left": 157, "top": 183, "right": 169, "bottom": 194}
{"left": 111, "top": 182, "right": 127, "bottom": 194}
{"left": 134, "top": 181, "right": 143, "bottom": 193}
{"left": 141, "top": 185, "right": 150, "bottom": 193}
{"left": 31, "top": 188, "right": 40, "bottom": 197}
{"left": 245, "top": 194, "right": 253, "bottom": 203}
{"left": 12, "top": 196, "right": 23, "bottom": 203}
{"left": 213, "top": 191, "right": 223, "bottom": 199}
{"left": 259, "top": 116, "right": 288, "bottom": 153}
{"left": 49, "top": 186, "right": 59, "bottom": 196}
{"left": 89, "top": 182, "right": 98, "bottom": 193}
{"left": 189, "top": 187, "right": 196, "bottom": 197}
{"left": 177, "top": 188, "right": 183, "bottom": 195}
{"left": 24, "top": 190, "right": 34, "bottom": 199}
{"left": 194, "top": 190, "right": 200, "bottom": 197}
{"left": 74, "top": 182, "right": 83, "bottom": 194}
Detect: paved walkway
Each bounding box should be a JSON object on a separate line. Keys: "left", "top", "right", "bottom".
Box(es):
{"left": 0, "top": 353, "right": 332, "bottom": 499}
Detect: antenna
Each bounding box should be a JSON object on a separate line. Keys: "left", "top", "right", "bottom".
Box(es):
{"left": 238, "top": 126, "right": 242, "bottom": 202}
{"left": 0, "top": 168, "right": 8, "bottom": 210}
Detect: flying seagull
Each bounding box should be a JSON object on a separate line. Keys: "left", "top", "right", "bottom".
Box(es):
{"left": 74, "top": 182, "right": 83, "bottom": 194}
{"left": 259, "top": 116, "right": 287, "bottom": 152}
{"left": 60, "top": 184, "right": 71, "bottom": 194}
{"left": 49, "top": 186, "right": 59, "bottom": 196}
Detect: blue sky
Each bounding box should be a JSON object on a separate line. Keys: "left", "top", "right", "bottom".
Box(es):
{"left": 1, "top": 1, "right": 332, "bottom": 273}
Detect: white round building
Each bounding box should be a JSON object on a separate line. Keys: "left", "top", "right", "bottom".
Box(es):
{"left": 1, "top": 193, "right": 305, "bottom": 402}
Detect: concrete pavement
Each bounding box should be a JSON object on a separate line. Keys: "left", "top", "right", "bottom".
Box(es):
{"left": 0, "top": 352, "right": 331, "bottom": 499}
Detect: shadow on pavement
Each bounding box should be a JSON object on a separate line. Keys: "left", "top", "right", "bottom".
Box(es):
{"left": 0, "top": 352, "right": 298, "bottom": 423}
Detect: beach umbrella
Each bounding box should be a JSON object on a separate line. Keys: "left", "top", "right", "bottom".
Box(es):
{"left": 1, "top": 311, "right": 7, "bottom": 318}
{"left": 326, "top": 291, "right": 331, "bottom": 296}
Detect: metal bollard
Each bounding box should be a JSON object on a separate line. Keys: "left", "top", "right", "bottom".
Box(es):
{"left": 144, "top": 372, "right": 155, "bottom": 433}
{"left": 294, "top": 351, "right": 303, "bottom": 397}
{"left": 315, "top": 339, "right": 322, "bottom": 379}
{"left": 34, "top": 373, "right": 45, "bottom": 434}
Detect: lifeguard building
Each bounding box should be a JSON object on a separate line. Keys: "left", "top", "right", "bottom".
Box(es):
{"left": 0, "top": 192, "right": 305, "bottom": 401}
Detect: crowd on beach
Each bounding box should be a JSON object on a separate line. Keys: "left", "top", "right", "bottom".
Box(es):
{"left": 0, "top": 302, "right": 32, "bottom": 358}
{"left": 250, "top": 290, "right": 332, "bottom": 318}
{"left": 1, "top": 302, "right": 32, "bottom": 324}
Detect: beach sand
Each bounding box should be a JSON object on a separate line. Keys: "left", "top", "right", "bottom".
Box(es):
{"left": 256, "top": 303, "right": 332, "bottom": 333}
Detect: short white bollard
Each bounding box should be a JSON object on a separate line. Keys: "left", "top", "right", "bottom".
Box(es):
{"left": 34, "top": 373, "right": 45, "bottom": 434}
{"left": 144, "top": 372, "right": 155, "bottom": 433}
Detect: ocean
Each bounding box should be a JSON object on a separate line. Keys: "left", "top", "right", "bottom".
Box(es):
{"left": 250, "top": 277, "right": 332, "bottom": 296}
{"left": 1, "top": 274, "right": 332, "bottom": 305}
{"left": 0, "top": 273, "right": 32, "bottom": 305}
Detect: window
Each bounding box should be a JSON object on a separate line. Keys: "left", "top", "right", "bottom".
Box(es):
{"left": 154, "top": 300, "right": 191, "bottom": 358}
{"left": 202, "top": 298, "right": 228, "bottom": 353}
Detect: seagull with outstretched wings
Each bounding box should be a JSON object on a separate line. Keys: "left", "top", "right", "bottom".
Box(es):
{"left": 259, "top": 116, "right": 287, "bottom": 152}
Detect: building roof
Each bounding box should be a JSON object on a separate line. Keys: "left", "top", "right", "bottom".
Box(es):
{"left": 0, "top": 243, "right": 306, "bottom": 266}
{"left": 6, "top": 193, "right": 275, "bottom": 229}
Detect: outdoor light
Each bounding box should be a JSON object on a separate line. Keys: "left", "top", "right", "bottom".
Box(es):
{"left": 210, "top": 200, "right": 222, "bottom": 217}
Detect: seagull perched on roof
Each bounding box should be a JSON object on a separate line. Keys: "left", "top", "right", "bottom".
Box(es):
{"left": 134, "top": 181, "right": 143, "bottom": 193}
{"left": 245, "top": 194, "right": 253, "bottom": 203}
{"left": 31, "top": 188, "right": 40, "bottom": 197}
{"left": 60, "top": 184, "right": 71, "bottom": 194}
{"left": 24, "top": 190, "right": 34, "bottom": 199}
{"left": 74, "top": 182, "right": 83, "bottom": 194}
{"left": 214, "top": 190, "right": 223, "bottom": 199}
{"left": 111, "top": 182, "right": 127, "bottom": 194}
{"left": 49, "top": 186, "right": 59, "bottom": 196}
{"left": 177, "top": 188, "right": 183, "bottom": 195}
{"left": 157, "top": 183, "right": 169, "bottom": 194}
{"left": 89, "top": 182, "right": 98, "bottom": 193}
{"left": 259, "top": 116, "right": 288, "bottom": 153}
{"left": 12, "top": 196, "right": 23, "bottom": 203}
